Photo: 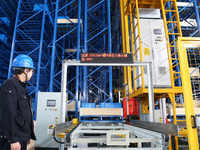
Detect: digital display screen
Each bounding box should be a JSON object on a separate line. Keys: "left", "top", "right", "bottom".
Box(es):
{"left": 81, "top": 53, "right": 133, "bottom": 63}
{"left": 47, "top": 100, "right": 56, "bottom": 107}
{"left": 154, "top": 29, "right": 162, "bottom": 35}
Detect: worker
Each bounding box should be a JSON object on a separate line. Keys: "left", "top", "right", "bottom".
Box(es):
{"left": 0, "top": 54, "right": 36, "bottom": 150}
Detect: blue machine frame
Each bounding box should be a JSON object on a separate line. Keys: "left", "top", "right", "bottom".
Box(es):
{"left": 0, "top": 0, "right": 199, "bottom": 121}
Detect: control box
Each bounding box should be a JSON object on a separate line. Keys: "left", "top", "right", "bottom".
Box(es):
{"left": 35, "top": 92, "right": 61, "bottom": 148}
{"left": 134, "top": 19, "right": 171, "bottom": 88}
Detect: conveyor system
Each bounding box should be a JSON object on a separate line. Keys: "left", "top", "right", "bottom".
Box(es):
{"left": 36, "top": 61, "right": 178, "bottom": 149}
{"left": 68, "top": 122, "right": 169, "bottom": 149}
{"left": 51, "top": 120, "right": 178, "bottom": 150}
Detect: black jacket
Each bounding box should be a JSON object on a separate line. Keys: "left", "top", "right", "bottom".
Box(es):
{"left": 0, "top": 77, "right": 36, "bottom": 143}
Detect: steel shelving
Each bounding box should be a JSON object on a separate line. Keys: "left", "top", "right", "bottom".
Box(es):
{"left": 177, "top": 0, "right": 200, "bottom": 37}
{"left": 0, "top": 0, "right": 18, "bottom": 85}
{"left": 6, "top": 0, "right": 53, "bottom": 119}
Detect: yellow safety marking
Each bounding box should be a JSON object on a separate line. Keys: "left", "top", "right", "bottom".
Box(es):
{"left": 144, "top": 48, "right": 150, "bottom": 55}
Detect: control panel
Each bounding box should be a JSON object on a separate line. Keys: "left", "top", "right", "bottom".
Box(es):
{"left": 35, "top": 92, "right": 61, "bottom": 148}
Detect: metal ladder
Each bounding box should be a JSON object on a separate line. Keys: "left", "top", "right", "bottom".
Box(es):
{"left": 160, "top": 0, "right": 183, "bottom": 149}
{"left": 160, "top": 0, "right": 183, "bottom": 89}
{"left": 126, "top": 0, "right": 145, "bottom": 90}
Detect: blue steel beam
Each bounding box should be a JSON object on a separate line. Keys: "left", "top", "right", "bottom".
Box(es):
{"left": 193, "top": 0, "right": 200, "bottom": 36}
{"left": 107, "top": 0, "right": 113, "bottom": 103}
{"left": 45, "top": 0, "right": 82, "bottom": 117}
{"left": 75, "top": 0, "right": 82, "bottom": 117}
{"left": 83, "top": 0, "right": 88, "bottom": 103}
{"left": 49, "top": 0, "right": 81, "bottom": 94}
{"left": 82, "top": 0, "right": 113, "bottom": 105}
{"left": 50, "top": 0, "right": 59, "bottom": 92}
{"left": 177, "top": 0, "right": 200, "bottom": 37}
{"left": 8, "top": 0, "right": 22, "bottom": 78}
{"left": 35, "top": 0, "right": 47, "bottom": 119}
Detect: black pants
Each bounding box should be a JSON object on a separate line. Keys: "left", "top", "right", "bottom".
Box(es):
{"left": 0, "top": 137, "right": 27, "bottom": 150}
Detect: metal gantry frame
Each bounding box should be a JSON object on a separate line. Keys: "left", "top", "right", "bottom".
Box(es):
{"left": 0, "top": 0, "right": 199, "bottom": 149}
{"left": 60, "top": 61, "right": 155, "bottom": 124}
{"left": 82, "top": 0, "right": 114, "bottom": 106}
{"left": 122, "top": 0, "right": 183, "bottom": 99}
{"left": 7, "top": 0, "right": 53, "bottom": 119}
{"left": 1, "top": 0, "right": 117, "bottom": 120}
{"left": 177, "top": 37, "right": 200, "bottom": 150}
{"left": 0, "top": 0, "right": 198, "bottom": 122}
{"left": 49, "top": 0, "right": 82, "bottom": 118}
{"left": 122, "top": 0, "right": 200, "bottom": 150}
{"left": 49, "top": 0, "right": 82, "bottom": 92}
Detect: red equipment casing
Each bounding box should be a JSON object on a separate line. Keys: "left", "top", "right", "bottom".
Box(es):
{"left": 123, "top": 98, "right": 139, "bottom": 118}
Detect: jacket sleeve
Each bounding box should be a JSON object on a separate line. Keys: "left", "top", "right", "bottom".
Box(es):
{"left": 0, "top": 81, "right": 18, "bottom": 143}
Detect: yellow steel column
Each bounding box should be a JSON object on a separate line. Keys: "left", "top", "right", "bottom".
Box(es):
{"left": 120, "top": 0, "right": 126, "bottom": 53}
{"left": 120, "top": 0, "right": 128, "bottom": 96}
{"left": 169, "top": 93, "right": 179, "bottom": 150}
{"left": 124, "top": 7, "right": 130, "bottom": 53}
{"left": 124, "top": 0, "right": 132, "bottom": 94}
{"left": 168, "top": 136, "right": 172, "bottom": 150}
{"left": 177, "top": 37, "right": 199, "bottom": 150}
{"left": 160, "top": 0, "right": 175, "bottom": 88}
{"left": 129, "top": 4, "right": 137, "bottom": 93}
{"left": 135, "top": 0, "right": 145, "bottom": 88}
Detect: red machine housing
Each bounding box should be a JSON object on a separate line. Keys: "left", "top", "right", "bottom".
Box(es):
{"left": 123, "top": 97, "right": 140, "bottom": 118}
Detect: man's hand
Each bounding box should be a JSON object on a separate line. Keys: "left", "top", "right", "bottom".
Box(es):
{"left": 27, "top": 140, "right": 31, "bottom": 145}
{"left": 11, "top": 142, "right": 21, "bottom": 150}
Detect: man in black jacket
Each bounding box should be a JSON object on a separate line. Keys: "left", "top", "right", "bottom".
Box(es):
{"left": 0, "top": 54, "right": 36, "bottom": 150}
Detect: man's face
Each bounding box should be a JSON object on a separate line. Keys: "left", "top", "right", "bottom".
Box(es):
{"left": 25, "top": 68, "right": 34, "bottom": 81}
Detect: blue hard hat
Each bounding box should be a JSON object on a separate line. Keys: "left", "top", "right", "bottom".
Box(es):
{"left": 12, "top": 54, "right": 35, "bottom": 69}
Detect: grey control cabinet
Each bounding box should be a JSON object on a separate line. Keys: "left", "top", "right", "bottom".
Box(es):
{"left": 35, "top": 92, "right": 61, "bottom": 148}
{"left": 134, "top": 19, "right": 171, "bottom": 88}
